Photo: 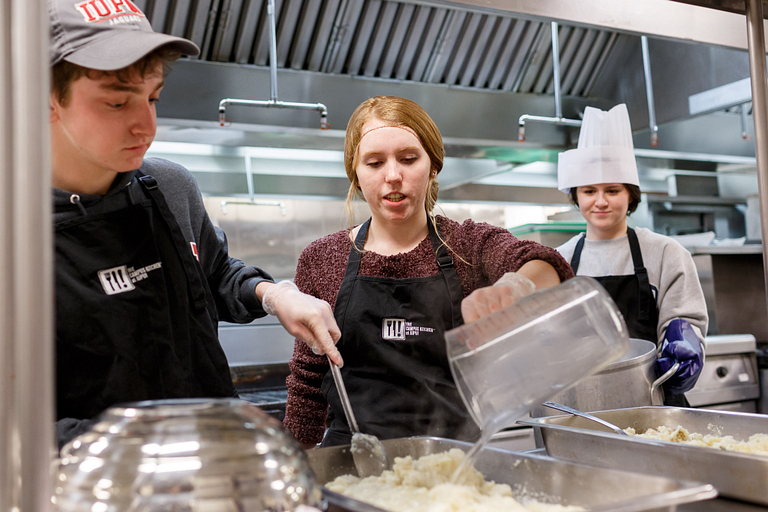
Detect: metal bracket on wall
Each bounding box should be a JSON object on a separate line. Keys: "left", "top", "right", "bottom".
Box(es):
{"left": 218, "top": 0, "right": 329, "bottom": 130}
{"left": 517, "top": 22, "right": 583, "bottom": 142}
{"left": 220, "top": 154, "right": 286, "bottom": 215}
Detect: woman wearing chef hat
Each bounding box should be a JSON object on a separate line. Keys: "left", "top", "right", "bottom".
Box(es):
{"left": 557, "top": 104, "right": 708, "bottom": 407}
{"left": 282, "top": 96, "right": 574, "bottom": 448}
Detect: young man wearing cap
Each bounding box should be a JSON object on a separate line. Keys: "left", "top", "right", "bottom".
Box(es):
{"left": 49, "top": 0, "right": 341, "bottom": 448}
{"left": 556, "top": 104, "right": 708, "bottom": 406}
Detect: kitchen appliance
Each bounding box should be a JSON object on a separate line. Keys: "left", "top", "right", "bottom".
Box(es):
{"left": 521, "top": 406, "right": 768, "bottom": 505}
{"left": 54, "top": 399, "right": 321, "bottom": 511}
{"left": 685, "top": 334, "right": 760, "bottom": 412}
{"left": 307, "top": 436, "right": 716, "bottom": 512}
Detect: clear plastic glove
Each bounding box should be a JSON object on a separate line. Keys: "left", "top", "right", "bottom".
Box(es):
{"left": 460, "top": 272, "right": 536, "bottom": 324}
{"left": 262, "top": 281, "right": 343, "bottom": 366}
{"left": 656, "top": 319, "right": 704, "bottom": 394}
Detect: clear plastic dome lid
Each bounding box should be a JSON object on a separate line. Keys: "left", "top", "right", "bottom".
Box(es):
{"left": 54, "top": 398, "right": 322, "bottom": 511}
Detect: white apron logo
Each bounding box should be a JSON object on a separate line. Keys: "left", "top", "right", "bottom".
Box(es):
{"left": 382, "top": 319, "right": 405, "bottom": 340}
{"left": 382, "top": 319, "right": 436, "bottom": 340}
{"left": 98, "top": 262, "right": 162, "bottom": 295}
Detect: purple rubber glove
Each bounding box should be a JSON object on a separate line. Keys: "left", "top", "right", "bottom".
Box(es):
{"left": 656, "top": 319, "right": 704, "bottom": 394}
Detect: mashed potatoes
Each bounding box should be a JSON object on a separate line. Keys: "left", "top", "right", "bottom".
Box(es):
{"left": 325, "top": 448, "right": 583, "bottom": 512}
{"left": 625, "top": 425, "right": 768, "bottom": 456}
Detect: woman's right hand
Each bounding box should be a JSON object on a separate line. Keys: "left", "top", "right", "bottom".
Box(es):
{"left": 460, "top": 272, "right": 536, "bottom": 323}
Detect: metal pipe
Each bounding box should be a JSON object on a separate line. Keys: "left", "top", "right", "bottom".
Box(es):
{"left": 218, "top": 98, "right": 329, "bottom": 127}
{"left": 267, "top": 0, "right": 279, "bottom": 102}
{"left": 641, "top": 35, "right": 659, "bottom": 147}
{"left": 218, "top": 0, "right": 330, "bottom": 129}
{"left": 551, "top": 22, "right": 563, "bottom": 119}
{"left": 517, "top": 22, "right": 582, "bottom": 142}
{"left": 745, "top": 0, "right": 768, "bottom": 334}
{"left": 220, "top": 200, "right": 287, "bottom": 215}
{"left": 518, "top": 114, "right": 582, "bottom": 142}
{"left": 2, "top": 0, "right": 54, "bottom": 509}
{"left": 741, "top": 103, "right": 752, "bottom": 140}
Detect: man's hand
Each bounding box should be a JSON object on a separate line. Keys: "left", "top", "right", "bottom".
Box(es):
{"left": 461, "top": 272, "right": 536, "bottom": 323}
{"left": 258, "top": 281, "right": 343, "bottom": 366}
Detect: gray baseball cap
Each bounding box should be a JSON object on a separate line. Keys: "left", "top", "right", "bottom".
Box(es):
{"left": 50, "top": 0, "right": 200, "bottom": 70}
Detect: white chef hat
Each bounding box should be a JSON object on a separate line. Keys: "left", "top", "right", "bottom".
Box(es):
{"left": 557, "top": 104, "right": 639, "bottom": 194}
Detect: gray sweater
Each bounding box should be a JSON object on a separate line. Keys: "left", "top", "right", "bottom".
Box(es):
{"left": 557, "top": 227, "right": 708, "bottom": 344}
{"left": 53, "top": 157, "right": 272, "bottom": 322}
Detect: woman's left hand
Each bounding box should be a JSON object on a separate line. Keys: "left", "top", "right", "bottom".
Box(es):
{"left": 461, "top": 272, "right": 536, "bottom": 323}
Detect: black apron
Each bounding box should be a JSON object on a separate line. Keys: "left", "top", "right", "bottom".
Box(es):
{"left": 570, "top": 227, "right": 688, "bottom": 407}
{"left": 320, "top": 218, "right": 479, "bottom": 446}
{"left": 55, "top": 172, "right": 236, "bottom": 421}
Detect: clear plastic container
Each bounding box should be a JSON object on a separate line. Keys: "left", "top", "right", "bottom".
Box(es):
{"left": 446, "top": 277, "right": 629, "bottom": 434}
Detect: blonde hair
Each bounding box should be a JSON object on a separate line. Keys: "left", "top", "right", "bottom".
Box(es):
{"left": 344, "top": 96, "right": 444, "bottom": 223}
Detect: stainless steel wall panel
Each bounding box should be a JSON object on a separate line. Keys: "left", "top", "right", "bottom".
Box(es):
{"left": 516, "top": 21, "right": 551, "bottom": 93}
{"left": 560, "top": 28, "right": 597, "bottom": 95}
{"left": 535, "top": 25, "right": 572, "bottom": 95}
{"left": 442, "top": 13, "right": 476, "bottom": 85}
{"left": 276, "top": 0, "right": 302, "bottom": 66}
{"left": 550, "top": 26, "right": 583, "bottom": 95}
{"left": 146, "top": 0, "right": 170, "bottom": 32}
{"left": 423, "top": 10, "right": 465, "bottom": 83}
{"left": 488, "top": 18, "right": 525, "bottom": 90}
{"left": 444, "top": 12, "right": 482, "bottom": 85}
{"left": 503, "top": 21, "right": 544, "bottom": 92}
{"left": 570, "top": 30, "right": 609, "bottom": 97}
{"left": 168, "top": 0, "right": 193, "bottom": 37}
{"left": 410, "top": 8, "right": 447, "bottom": 81}
{"left": 344, "top": 0, "right": 381, "bottom": 75}
{"left": 378, "top": 3, "right": 416, "bottom": 78}
{"left": 394, "top": 5, "right": 430, "bottom": 80}
{"left": 211, "top": 0, "right": 245, "bottom": 61}
{"left": 472, "top": 16, "right": 510, "bottom": 88}
{"left": 323, "top": 0, "right": 365, "bottom": 73}
{"left": 307, "top": 0, "right": 340, "bottom": 71}
{"left": 234, "top": 0, "right": 264, "bottom": 63}
{"left": 582, "top": 31, "right": 618, "bottom": 97}
{"left": 187, "top": 0, "right": 217, "bottom": 55}
{"left": 362, "top": 1, "right": 399, "bottom": 77}
{"left": 253, "top": 0, "right": 284, "bottom": 64}
{"left": 288, "top": 0, "right": 322, "bottom": 69}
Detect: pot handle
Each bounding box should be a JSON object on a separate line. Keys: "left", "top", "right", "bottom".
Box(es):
{"left": 650, "top": 361, "right": 680, "bottom": 406}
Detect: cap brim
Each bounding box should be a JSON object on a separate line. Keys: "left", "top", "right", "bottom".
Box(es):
{"left": 63, "top": 30, "right": 199, "bottom": 71}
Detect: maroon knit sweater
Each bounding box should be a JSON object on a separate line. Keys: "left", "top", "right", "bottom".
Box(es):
{"left": 283, "top": 216, "right": 574, "bottom": 445}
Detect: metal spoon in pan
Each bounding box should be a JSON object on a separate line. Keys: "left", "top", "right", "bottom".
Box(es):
{"left": 328, "top": 357, "right": 388, "bottom": 477}
{"left": 543, "top": 401, "right": 628, "bottom": 436}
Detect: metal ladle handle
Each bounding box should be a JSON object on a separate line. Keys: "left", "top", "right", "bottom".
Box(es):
{"left": 328, "top": 357, "right": 359, "bottom": 434}
{"left": 543, "top": 401, "right": 628, "bottom": 435}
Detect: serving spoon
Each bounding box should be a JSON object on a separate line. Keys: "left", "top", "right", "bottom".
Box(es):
{"left": 543, "top": 401, "right": 628, "bottom": 436}
{"left": 328, "top": 358, "right": 389, "bottom": 477}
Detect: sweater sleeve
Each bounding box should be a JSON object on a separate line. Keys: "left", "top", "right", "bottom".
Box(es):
{"left": 449, "top": 219, "right": 574, "bottom": 291}
{"left": 655, "top": 240, "right": 709, "bottom": 344}
{"left": 283, "top": 238, "right": 338, "bottom": 445}
{"left": 142, "top": 158, "right": 274, "bottom": 323}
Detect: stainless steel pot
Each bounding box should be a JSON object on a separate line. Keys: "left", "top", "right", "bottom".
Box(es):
{"left": 531, "top": 338, "right": 673, "bottom": 417}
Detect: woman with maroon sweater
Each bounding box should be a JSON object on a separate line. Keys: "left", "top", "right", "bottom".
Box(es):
{"left": 283, "top": 96, "right": 574, "bottom": 448}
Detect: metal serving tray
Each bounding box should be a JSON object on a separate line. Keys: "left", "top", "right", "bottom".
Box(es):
{"left": 307, "top": 436, "right": 715, "bottom": 512}
{"left": 519, "top": 406, "right": 768, "bottom": 505}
